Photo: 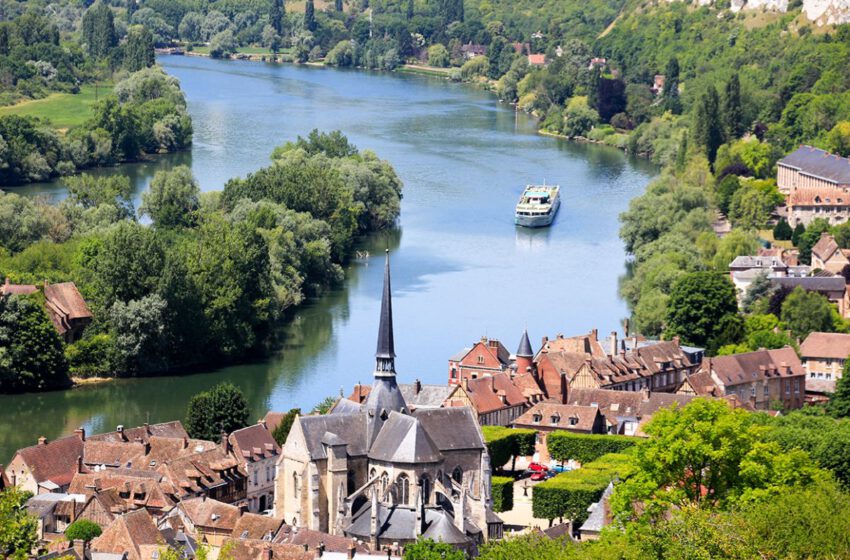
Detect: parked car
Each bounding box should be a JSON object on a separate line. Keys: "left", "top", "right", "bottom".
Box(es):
{"left": 527, "top": 462, "right": 549, "bottom": 472}
{"left": 530, "top": 471, "right": 548, "bottom": 481}
{"left": 552, "top": 464, "right": 573, "bottom": 473}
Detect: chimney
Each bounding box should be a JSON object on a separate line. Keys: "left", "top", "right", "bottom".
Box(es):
{"left": 259, "top": 418, "right": 268, "bottom": 429}
{"left": 74, "top": 427, "right": 85, "bottom": 442}
{"left": 72, "top": 540, "right": 87, "bottom": 558}
{"left": 590, "top": 329, "right": 598, "bottom": 341}
{"left": 624, "top": 318, "right": 630, "bottom": 337}
{"left": 414, "top": 379, "right": 422, "bottom": 395}
{"left": 37, "top": 436, "right": 47, "bottom": 446}
{"left": 672, "top": 335, "right": 681, "bottom": 346}
{"left": 462, "top": 377, "right": 469, "bottom": 391}
{"left": 77, "top": 455, "right": 83, "bottom": 474}
{"left": 144, "top": 422, "right": 151, "bottom": 435}
{"left": 117, "top": 425, "right": 125, "bottom": 441}
{"left": 263, "top": 545, "right": 273, "bottom": 560}
{"left": 490, "top": 376, "right": 496, "bottom": 393}
{"left": 221, "top": 432, "right": 230, "bottom": 453}
{"left": 609, "top": 331, "right": 618, "bottom": 358}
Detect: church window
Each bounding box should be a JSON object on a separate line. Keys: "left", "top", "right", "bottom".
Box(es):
{"left": 370, "top": 468, "right": 377, "bottom": 480}
{"left": 293, "top": 472, "right": 300, "bottom": 498}
{"left": 452, "top": 466, "right": 463, "bottom": 485}
{"left": 420, "top": 474, "right": 431, "bottom": 503}
{"left": 397, "top": 474, "right": 410, "bottom": 505}
{"left": 380, "top": 472, "right": 389, "bottom": 499}
{"left": 380, "top": 409, "right": 389, "bottom": 421}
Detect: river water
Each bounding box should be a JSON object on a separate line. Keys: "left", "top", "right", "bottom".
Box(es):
{"left": 1, "top": 56, "right": 655, "bottom": 461}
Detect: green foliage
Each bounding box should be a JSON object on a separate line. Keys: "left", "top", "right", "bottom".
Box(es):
{"left": 693, "top": 85, "right": 726, "bottom": 164}
{"left": 547, "top": 431, "right": 636, "bottom": 464}
{"left": 271, "top": 408, "right": 301, "bottom": 445}
{"left": 312, "top": 396, "right": 338, "bottom": 414}
{"left": 773, "top": 218, "right": 792, "bottom": 241}
{"left": 533, "top": 453, "right": 634, "bottom": 524}
{"left": 797, "top": 218, "right": 831, "bottom": 265}
{"left": 124, "top": 25, "right": 156, "bottom": 71}
{"left": 185, "top": 382, "right": 250, "bottom": 441}
{"left": 828, "top": 360, "right": 850, "bottom": 418}
{"left": 826, "top": 121, "right": 850, "bottom": 157}
{"left": 0, "top": 293, "right": 70, "bottom": 393}
{"left": 491, "top": 476, "right": 513, "bottom": 513}
{"left": 563, "top": 96, "right": 599, "bottom": 138}
{"left": 664, "top": 271, "right": 742, "bottom": 351}
{"left": 481, "top": 426, "right": 536, "bottom": 471}
{"left": 64, "top": 519, "right": 101, "bottom": 542}
{"left": 781, "top": 286, "right": 834, "bottom": 339}
{"left": 141, "top": 166, "right": 201, "bottom": 228}
{"left": 427, "top": 44, "right": 450, "bottom": 67}
{"left": 0, "top": 487, "right": 38, "bottom": 559}
{"left": 81, "top": 3, "right": 117, "bottom": 59}
{"left": 403, "top": 538, "right": 465, "bottom": 560}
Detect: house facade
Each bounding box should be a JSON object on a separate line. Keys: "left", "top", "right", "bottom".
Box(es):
{"left": 444, "top": 373, "right": 529, "bottom": 426}
{"left": 229, "top": 422, "right": 280, "bottom": 513}
{"left": 512, "top": 403, "right": 605, "bottom": 463}
{"left": 447, "top": 337, "right": 511, "bottom": 385}
{"left": 811, "top": 232, "right": 850, "bottom": 274}
{"left": 778, "top": 146, "right": 850, "bottom": 225}
{"left": 800, "top": 331, "right": 850, "bottom": 394}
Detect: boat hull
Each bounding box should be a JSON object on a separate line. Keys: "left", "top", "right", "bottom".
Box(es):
{"left": 515, "top": 196, "right": 560, "bottom": 228}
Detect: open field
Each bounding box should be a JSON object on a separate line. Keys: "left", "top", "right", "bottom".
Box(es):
{"left": 0, "top": 84, "right": 112, "bottom": 129}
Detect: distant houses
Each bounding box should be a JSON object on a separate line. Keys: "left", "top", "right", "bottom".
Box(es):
{"left": 778, "top": 145, "right": 850, "bottom": 226}
{"left": 1, "top": 278, "right": 93, "bottom": 342}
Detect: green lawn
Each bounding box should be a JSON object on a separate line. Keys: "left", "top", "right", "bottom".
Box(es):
{"left": 0, "top": 84, "right": 113, "bottom": 129}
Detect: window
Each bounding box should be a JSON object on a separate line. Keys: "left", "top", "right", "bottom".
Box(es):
{"left": 750, "top": 386, "right": 756, "bottom": 398}
{"left": 420, "top": 475, "right": 431, "bottom": 503}
{"left": 785, "top": 381, "right": 790, "bottom": 395}
{"left": 764, "top": 384, "right": 769, "bottom": 397}
{"left": 293, "top": 472, "right": 300, "bottom": 498}
{"left": 550, "top": 415, "right": 560, "bottom": 425}
{"left": 380, "top": 472, "right": 389, "bottom": 500}
{"left": 478, "top": 355, "right": 485, "bottom": 364}
{"left": 794, "top": 379, "right": 800, "bottom": 394}
{"left": 253, "top": 469, "right": 258, "bottom": 486}
{"left": 397, "top": 474, "right": 410, "bottom": 505}
{"left": 451, "top": 368, "right": 457, "bottom": 379}
{"left": 569, "top": 416, "right": 579, "bottom": 426}
{"left": 532, "top": 414, "right": 542, "bottom": 424}
{"left": 452, "top": 466, "right": 463, "bottom": 485}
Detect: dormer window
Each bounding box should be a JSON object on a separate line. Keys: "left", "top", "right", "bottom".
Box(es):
{"left": 478, "top": 356, "right": 485, "bottom": 365}
{"left": 532, "top": 414, "right": 542, "bottom": 424}
{"left": 569, "top": 416, "right": 579, "bottom": 426}
{"left": 550, "top": 414, "right": 560, "bottom": 424}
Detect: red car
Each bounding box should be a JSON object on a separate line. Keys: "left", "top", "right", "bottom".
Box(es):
{"left": 528, "top": 462, "right": 550, "bottom": 472}
{"left": 530, "top": 471, "right": 548, "bottom": 481}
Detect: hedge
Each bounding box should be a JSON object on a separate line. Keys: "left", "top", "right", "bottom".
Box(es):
{"left": 532, "top": 452, "right": 635, "bottom": 524}
{"left": 481, "top": 426, "right": 536, "bottom": 470}
{"left": 547, "top": 431, "right": 636, "bottom": 464}
{"left": 491, "top": 476, "right": 514, "bottom": 513}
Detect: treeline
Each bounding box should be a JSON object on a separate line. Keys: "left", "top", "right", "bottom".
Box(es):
{"left": 0, "top": 67, "right": 191, "bottom": 185}
{"left": 0, "top": 130, "right": 402, "bottom": 393}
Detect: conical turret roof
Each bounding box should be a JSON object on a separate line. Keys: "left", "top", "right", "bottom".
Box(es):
{"left": 517, "top": 328, "right": 533, "bottom": 358}
{"left": 376, "top": 250, "right": 395, "bottom": 361}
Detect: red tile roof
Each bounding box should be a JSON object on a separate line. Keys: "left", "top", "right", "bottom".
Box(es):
{"left": 15, "top": 434, "right": 84, "bottom": 487}
{"left": 229, "top": 423, "right": 280, "bottom": 464}
{"left": 514, "top": 403, "right": 602, "bottom": 432}
{"left": 91, "top": 509, "right": 164, "bottom": 560}
{"left": 218, "top": 538, "right": 315, "bottom": 560}
{"left": 178, "top": 497, "right": 242, "bottom": 531}
{"left": 274, "top": 525, "right": 372, "bottom": 554}
{"left": 704, "top": 346, "right": 804, "bottom": 387}
{"left": 801, "top": 332, "right": 850, "bottom": 360}
{"left": 231, "top": 513, "right": 285, "bottom": 540}
{"left": 456, "top": 373, "right": 527, "bottom": 414}
{"left": 1, "top": 278, "right": 37, "bottom": 295}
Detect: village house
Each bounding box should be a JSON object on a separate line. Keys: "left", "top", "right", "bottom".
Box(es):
{"left": 689, "top": 347, "right": 806, "bottom": 410}
{"left": 1, "top": 278, "right": 93, "bottom": 342}
{"left": 276, "top": 254, "right": 499, "bottom": 553}
{"left": 231, "top": 512, "right": 284, "bottom": 541}
{"left": 512, "top": 403, "right": 605, "bottom": 462}
{"left": 25, "top": 493, "right": 87, "bottom": 540}
{"left": 448, "top": 336, "right": 511, "bottom": 385}
{"left": 778, "top": 146, "right": 850, "bottom": 225}
{"left": 161, "top": 496, "right": 242, "bottom": 547}
{"left": 460, "top": 42, "right": 486, "bottom": 59}
{"left": 527, "top": 53, "right": 546, "bottom": 66}
{"left": 651, "top": 74, "right": 665, "bottom": 95}
{"left": 565, "top": 388, "right": 697, "bottom": 436}
{"left": 444, "top": 372, "right": 529, "bottom": 426}
{"left": 5, "top": 430, "right": 86, "bottom": 494}
{"left": 228, "top": 422, "right": 280, "bottom": 513}
{"left": 811, "top": 232, "right": 850, "bottom": 274}
{"left": 800, "top": 331, "right": 850, "bottom": 395}
{"left": 89, "top": 509, "right": 164, "bottom": 560}
{"left": 69, "top": 469, "right": 176, "bottom": 522}
{"left": 770, "top": 275, "right": 850, "bottom": 317}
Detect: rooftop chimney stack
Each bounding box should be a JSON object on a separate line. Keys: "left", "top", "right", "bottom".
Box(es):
{"left": 74, "top": 427, "right": 85, "bottom": 442}
{"left": 609, "top": 331, "right": 618, "bottom": 358}
{"left": 37, "top": 436, "right": 47, "bottom": 446}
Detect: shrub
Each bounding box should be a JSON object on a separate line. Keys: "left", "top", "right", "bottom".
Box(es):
{"left": 491, "top": 476, "right": 513, "bottom": 513}
{"left": 547, "top": 431, "right": 636, "bottom": 464}
{"left": 482, "top": 426, "right": 536, "bottom": 470}
{"left": 65, "top": 519, "right": 101, "bottom": 542}
{"left": 532, "top": 452, "right": 635, "bottom": 524}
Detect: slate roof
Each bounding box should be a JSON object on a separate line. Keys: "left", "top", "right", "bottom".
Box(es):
{"left": 771, "top": 276, "right": 847, "bottom": 293}
{"left": 413, "top": 408, "right": 484, "bottom": 451}
{"left": 231, "top": 513, "right": 284, "bottom": 540}
{"left": 297, "top": 413, "right": 369, "bottom": 460}
{"left": 347, "top": 503, "right": 472, "bottom": 545}
{"left": 801, "top": 332, "right": 850, "bottom": 359}
{"left": 517, "top": 329, "right": 534, "bottom": 357}
{"left": 513, "top": 403, "right": 601, "bottom": 432}
{"left": 812, "top": 233, "right": 842, "bottom": 262}
{"left": 368, "top": 412, "right": 442, "bottom": 464}
{"left": 579, "top": 482, "right": 613, "bottom": 534}
{"left": 779, "top": 145, "right": 850, "bottom": 184}
{"left": 728, "top": 255, "right": 787, "bottom": 270}
{"left": 421, "top": 511, "right": 470, "bottom": 544}
{"left": 15, "top": 434, "right": 84, "bottom": 487}
{"left": 345, "top": 383, "right": 453, "bottom": 411}
{"left": 229, "top": 423, "right": 280, "bottom": 464}
{"left": 376, "top": 251, "right": 395, "bottom": 361}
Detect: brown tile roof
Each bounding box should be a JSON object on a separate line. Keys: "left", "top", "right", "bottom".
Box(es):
{"left": 83, "top": 441, "right": 148, "bottom": 469}
{"left": 91, "top": 509, "right": 164, "bottom": 560}
{"left": 704, "top": 347, "right": 804, "bottom": 387}
{"left": 69, "top": 470, "right": 175, "bottom": 512}
{"left": 157, "top": 445, "right": 245, "bottom": 499}
{"left": 1, "top": 278, "right": 37, "bottom": 295}
{"left": 801, "top": 332, "right": 850, "bottom": 360}
{"left": 566, "top": 388, "right": 697, "bottom": 419}
{"left": 513, "top": 403, "right": 601, "bottom": 432}
{"left": 178, "top": 497, "right": 241, "bottom": 531}
{"left": 15, "top": 434, "right": 84, "bottom": 487}
{"left": 512, "top": 371, "right": 546, "bottom": 400}
{"left": 42, "top": 282, "right": 92, "bottom": 335}
{"left": 812, "top": 233, "right": 841, "bottom": 263}
{"left": 229, "top": 423, "right": 280, "bottom": 465}
{"left": 540, "top": 332, "right": 607, "bottom": 358}
{"left": 790, "top": 184, "right": 850, "bottom": 206}
{"left": 345, "top": 384, "right": 371, "bottom": 405}
{"left": 88, "top": 422, "right": 189, "bottom": 445}
{"left": 218, "top": 538, "right": 315, "bottom": 560}
{"left": 274, "top": 525, "right": 371, "bottom": 554}
{"left": 231, "top": 513, "right": 285, "bottom": 540}
{"left": 459, "top": 373, "right": 527, "bottom": 414}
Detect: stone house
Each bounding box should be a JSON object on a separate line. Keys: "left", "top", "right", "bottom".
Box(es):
{"left": 770, "top": 275, "right": 850, "bottom": 317}
{"left": 512, "top": 403, "right": 605, "bottom": 462}
{"left": 5, "top": 430, "right": 86, "bottom": 494}
{"left": 448, "top": 336, "right": 511, "bottom": 385}
{"left": 811, "top": 232, "right": 850, "bottom": 274}
{"left": 778, "top": 146, "right": 850, "bottom": 225}
{"left": 799, "top": 331, "right": 850, "bottom": 393}
{"left": 691, "top": 347, "right": 806, "bottom": 410}
{"left": 444, "top": 372, "right": 529, "bottom": 426}
{"left": 565, "top": 388, "right": 697, "bottom": 436}
{"left": 162, "top": 497, "right": 242, "bottom": 547}
{"left": 228, "top": 422, "right": 280, "bottom": 513}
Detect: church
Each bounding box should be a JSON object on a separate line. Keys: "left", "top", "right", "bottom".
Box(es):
{"left": 275, "top": 252, "right": 502, "bottom": 553}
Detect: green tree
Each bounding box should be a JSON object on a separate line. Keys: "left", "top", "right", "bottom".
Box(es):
{"left": 664, "top": 271, "right": 741, "bottom": 350}
{"left": 403, "top": 538, "right": 465, "bottom": 560}
{"left": 742, "top": 272, "right": 774, "bottom": 313}
{"left": 773, "top": 218, "right": 792, "bottom": 240}
{"left": 693, "top": 86, "right": 725, "bottom": 165}
{"left": 724, "top": 73, "right": 744, "bottom": 139}
{"left": 792, "top": 222, "right": 806, "bottom": 247}
{"left": 64, "top": 519, "right": 101, "bottom": 542}
{"left": 427, "top": 44, "right": 449, "bottom": 67}
{"left": 304, "top": 0, "right": 316, "bottom": 32}
{"left": 563, "top": 96, "right": 600, "bottom": 138}
{"left": 661, "top": 56, "right": 681, "bottom": 114}
{"left": 271, "top": 408, "right": 301, "bottom": 445}
{"left": 728, "top": 180, "right": 784, "bottom": 230}
{"left": 0, "top": 294, "right": 70, "bottom": 394}
{"left": 312, "top": 395, "right": 337, "bottom": 414}
{"left": 124, "top": 25, "right": 155, "bottom": 72}
{"left": 828, "top": 360, "right": 850, "bottom": 418}
{"left": 140, "top": 166, "right": 200, "bottom": 228}
{"left": 81, "top": 2, "right": 117, "bottom": 58}
{"left": 185, "top": 382, "right": 250, "bottom": 441}
{"left": 0, "top": 487, "right": 38, "bottom": 558}
{"left": 66, "top": 174, "right": 134, "bottom": 219}
{"left": 781, "top": 286, "right": 834, "bottom": 339}
{"left": 209, "top": 29, "right": 237, "bottom": 59}
{"left": 336, "top": 0, "right": 343, "bottom": 11}
{"left": 826, "top": 121, "right": 850, "bottom": 157}
{"left": 715, "top": 174, "right": 741, "bottom": 217}
{"left": 797, "top": 218, "right": 831, "bottom": 265}
{"left": 270, "top": 0, "right": 285, "bottom": 34}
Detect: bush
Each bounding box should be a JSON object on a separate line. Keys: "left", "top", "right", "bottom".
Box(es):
{"left": 491, "top": 476, "right": 514, "bottom": 513}
{"left": 547, "top": 431, "right": 637, "bottom": 464}
{"left": 482, "top": 426, "right": 536, "bottom": 470}
{"left": 532, "top": 452, "right": 635, "bottom": 524}
{"left": 65, "top": 519, "right": 101, "bottom": 542}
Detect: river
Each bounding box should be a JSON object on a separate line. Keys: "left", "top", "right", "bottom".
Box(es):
{"left": 1, "top": 56, "right": 656, "bottom": 461}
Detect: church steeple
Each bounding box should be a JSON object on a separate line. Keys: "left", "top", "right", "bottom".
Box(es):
{"left": 375, "top": 249, "right": 396, "bottom": 377}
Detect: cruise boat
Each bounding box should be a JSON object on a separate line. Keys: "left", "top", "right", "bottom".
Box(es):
{"left": 514, "top": 184, "right": 561, "bottom": 228}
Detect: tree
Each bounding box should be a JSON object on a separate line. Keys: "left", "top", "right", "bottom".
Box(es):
{"left": 312, "top": 395, "right": 338, "bottom": 414}
{"left": 335, "top": 0, "right": 343, "bottom": 12}
{"left": 140, "top": 166, "right": 200, "bottom": 228}
{"left": 178, "top": 12, "right": 204, "bottom": 43}
{"left": 664, "top": 271, "right": 741, "bottom": 350}
{"left": 0, "top": 487, "right": 38, "bottom": 558}
{"left": 781, "top": 286, "right": 834, "bottom": 339}
{"left": 792, "top": 222, "right": 806, "bottom": 247}
{"left": 81, "top": 2, "right": 117, "bottom": 58}
{"left": 407, "top": 0, "right": 413, "bottom": 19}
{"left": 0, "top": 294, "right": 70, "bottom": 394}
{"left": 124, "top": 25, "right": 155, "bottom": 72}
{"left": 427, "top": 44, "right": 449, "bottom": 67}
{"left": 403, "top": 538, "right": 465, "bottom": 560}
{"left": 304, "top": 0, "right": 316, "bottom": 32}
{"left": 773, "top": 218, "right": 792, "bottom": 240}
{"left": 270, "top": 0, "right": 284, "bottom": 34}
{"left": 742, "top": 272, "right": 774, "bottom": 313}
{"left": 797, "top": 218, "right": 830, "bottom": 265}
{"left": 828, "top": 359, "right": 850, "bottom": 418}
{"left": 563, "top": 96, "right": 600, "bottom": 138}
{"left": 209, "top": 29, "right": 237, "bottom": 59}
{"left": 724, "top": 73, "right": 744, "bottom": 139}
{"left": 185, "top": 382, "right": 250, "bottom": 441}
{"left": 661, "top": 56, "right": 681, "bottom": 114}
{"left": 693, "top": 86, "right": 725, "bottom": 165}
{"left": 64, "top": 519, "right": 102, "bottom": 542}
{"left": 826, "top": 121, "right": 850, "bottom": 157}
{"left": 271, "top": 408, "right": 301, "bottom": 445}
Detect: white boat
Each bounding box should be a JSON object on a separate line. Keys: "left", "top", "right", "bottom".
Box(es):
{"left": 515, "top": 184, "right": 561, "bottom": 228}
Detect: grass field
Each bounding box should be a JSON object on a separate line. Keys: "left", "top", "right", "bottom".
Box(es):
{"left": 0, "top": 84, "right": 113, "bottom": 129}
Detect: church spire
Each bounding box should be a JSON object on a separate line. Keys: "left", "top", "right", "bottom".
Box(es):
{"left": 375, "top": 250, "right": 396, "bottom": 376}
